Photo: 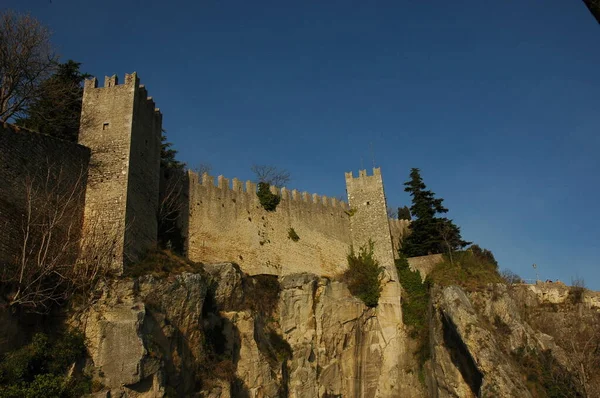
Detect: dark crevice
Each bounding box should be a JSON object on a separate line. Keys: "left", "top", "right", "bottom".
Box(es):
{"left": 440, "top": 310, "right": 483, "bottom": 396}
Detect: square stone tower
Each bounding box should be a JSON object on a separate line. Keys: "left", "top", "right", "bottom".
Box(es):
{"left": 78, "top": 73, "right": 162, "bottom": 270}
{"left": 345, "top": 168, "right": 397, "bottom": 275}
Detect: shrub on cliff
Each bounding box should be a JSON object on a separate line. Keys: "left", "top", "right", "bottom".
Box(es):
{"left": 428, "top": 249, "right": 503, "bottom": 291}
{"left": 257, "top": 182, "right": 280, "bottom": 211}
{"left": 396, "top": 253, "right": 431, "bottom": 370}
{"left": 0, "top": 331, "right": 91, "bottom": 397}
{"left": 343, "top": 240, "right": 383, "bottom": 307}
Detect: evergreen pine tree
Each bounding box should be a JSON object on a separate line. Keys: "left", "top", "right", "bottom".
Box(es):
{"left": 402, "top": 168, "right": 469, "bottom": 257}
{"left": 16, "top": 60, "right": 90, "bottom": 142}
{"left": 398, "top": 206, "right": 411, "bottom": 221}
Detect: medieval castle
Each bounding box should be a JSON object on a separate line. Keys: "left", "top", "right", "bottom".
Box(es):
{"left": 0, "top": 73, "right": 411, "bottom": 278}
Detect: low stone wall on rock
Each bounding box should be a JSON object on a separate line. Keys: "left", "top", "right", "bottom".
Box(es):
{"left": 185, "top": 171, "right": 352, "bottom": 276}
{"left": 407, "top": 253, "right": 444, "bottom": 279}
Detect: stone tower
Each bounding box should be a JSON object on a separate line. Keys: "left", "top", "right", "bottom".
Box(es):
{"left": 79, "top": 73, "right": 162, "bottom": 270}
{"left": 345, "top": 168, "right": 405, "bottom": 396}
{"left": 345, "top": 167, "right": 397, "bottom": 274}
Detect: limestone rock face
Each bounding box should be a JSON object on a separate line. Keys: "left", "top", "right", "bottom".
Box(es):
{"left": 74, "top": 263, "right": 424, "bottom": 397}
{"left": 206, "top": 264, "right": 423, "bottom": 398}
{"left": 427, "top": 283, "right": 600, "bottom": 398}
{"left": 71, "top": 273, "right": 209, "bottom": 397}
{"left": 428, "top": 286, "right": 531, "bottom": 398}
{"left": 69, "top": 263, "right": 599, "bottom": 398}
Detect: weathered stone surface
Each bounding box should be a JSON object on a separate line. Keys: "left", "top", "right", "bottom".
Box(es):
{"left": 0, "top": 124, "right": 90, "bottom": 274}
{"left": 279, "top": 273, "right": 423, "bottom": 398}
{"left": 72, "top": 273, "right": 209, "bottom": 397}
{"left": 70, "top": 263, "right": 600, "bottom": 398}
{"left": 79, "top": 73, "right": 162, "bottom": 269}
{"left": 436, "top": 286, "right": 531, "bottom": 397}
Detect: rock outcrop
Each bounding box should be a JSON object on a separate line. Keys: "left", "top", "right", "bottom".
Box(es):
{"left": 427, "top": 282, "right": 600, "bottom": 398}
{"left": 72, "top": 263, "right": 423, "bottom": 397}
{"left": 68, "top": 265, "right": 599, "bottom": 397}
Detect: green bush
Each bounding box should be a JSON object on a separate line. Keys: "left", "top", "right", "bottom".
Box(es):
{"left": 257, "top": 182, "right": 280, "bottom": 211}
{"left": 287, "top": 227, "right": 300, "bottom": 242}
{"left": 396, "top": 253, "right": 431, "bottom": 372}
{"left": 0, "top": 330, "right": 90, "bottom": 398}
{"left": 428, "top": 250, "right": 503, "bottom": 292}
{"left": 343, "top": 240, "right": 383, "bottom": 307}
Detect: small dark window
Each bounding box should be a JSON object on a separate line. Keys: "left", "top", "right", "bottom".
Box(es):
{"left": 102, "top": 122, "right": 109, "bottom": 130}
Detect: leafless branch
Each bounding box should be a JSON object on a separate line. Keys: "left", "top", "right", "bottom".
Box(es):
{"left": 1, "top": 161, "right": 117, "bottom": 313}
{"left": 0, "top": 10, "right": 57, "bottom": 122}
{"left": 193, "top": 162, "right": 212, "bottom": 177}
{"left": 250, "top": 164, "right": 291, "bottom": 188}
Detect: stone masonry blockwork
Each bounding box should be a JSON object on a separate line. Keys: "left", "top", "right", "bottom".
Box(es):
{"left": 185, "top": 171, "right": 353, "bottom": 276}
{"left": 0, "top": 124, "right": 90, "bottom": 266}
{"left": 1, "top": 71, "right": 409, "bottom": 278}
{"left": 78, "top": 73, "right": 161, "bottom": 269}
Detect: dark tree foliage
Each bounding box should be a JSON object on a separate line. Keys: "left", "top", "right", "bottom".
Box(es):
{"left": 157, "top": 132, "right": 185, "bottom": 252}
{"left": 583, "top": 0, "right": 600, "bottom": 24}
{"left": 257, "top": 182, "right": 280, "bottom": 211}
{"left": 402, "top": 168, "right": 469, "bottom": 257}
{"left": 344, "top": 240, "right": 383, "bottom": 307}
{"left": 0, "top": 331, "right": 91, "bottom": 397}
{"left": 160, "top": 131, "right": 185, "bottom": 171}
{"left": 469, "top": 244, "right": 498, "bottom": 269}
{"left": 398, "top": 206, "right": 411, "bottom": 221}
{"left": 15, "top": 60, "right": 90, "bottom": 142}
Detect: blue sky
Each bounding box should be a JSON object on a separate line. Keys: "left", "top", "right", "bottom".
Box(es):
{"left": 7, "top": 0, "right": 599, "bottom": 288}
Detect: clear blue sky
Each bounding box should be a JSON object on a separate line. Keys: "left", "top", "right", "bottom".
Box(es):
{"left": 7, "top": 0, "right": 599, "bottom": 289}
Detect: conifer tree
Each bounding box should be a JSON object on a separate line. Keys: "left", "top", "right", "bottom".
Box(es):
{"left": 16, "top": 60, "right": 90, "bottom": 142}
{"left": 398, "top": 206, "right": 411, "bottom": 221}
{"left": 401, "top": 168, "right": 469, "bottom": 257}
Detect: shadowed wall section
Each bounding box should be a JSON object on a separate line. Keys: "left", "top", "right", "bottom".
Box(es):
{"left": 0, "top": 124, "right": 90, "bottom": 267}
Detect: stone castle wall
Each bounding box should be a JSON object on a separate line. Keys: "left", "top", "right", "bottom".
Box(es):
{"left": 0, "top": 124, "right": 90, "bottom": 266}
{"left": 123, "top": 80, "right": 162, "bottom": 262}
{"left": 79, "top": 73, "right": 161, "bottom": 267}
{"left": 185, "top": 171, "right": 352, "bottom": 276}
{"left": 0, "top": 72, "right": 408, "bottom": 279}
{"left": 346, "top": 168, "right": 397, "bottom": 271}
{"left": 389, "top": 218, "right": 411, "bottom": 259}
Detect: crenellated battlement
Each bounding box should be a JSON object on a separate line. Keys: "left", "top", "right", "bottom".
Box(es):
{"left": 4, "top": 69, "right": 404, "bottom": 278}
{"left": 345, "top": 167, "right": 382, "bottom": 182}
{"left": 187, "top": 170, "right": 349, "bottom": 210}
{"left": 186, "top": 169, "right": 352, "bottom": 275}
{"left": 79, "top": 72, "right": 162, "bottom": 269}
{"left": 83, "top": 73, "right": 161, "bottom": 121}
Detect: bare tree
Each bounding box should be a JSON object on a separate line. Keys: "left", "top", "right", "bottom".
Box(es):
{"left": 386, "top": 207, "right": 398, "bottom": 219}
{"left": 0, "top": 10, "right": 58, "bottom": 123}
{"left": 0, "top": 163, "right": 117, "bottom": 313}
{"left": 193, "top": 162, "right": 212, "bottom": 177}
{"left": 438, "top": 222, "right": 455, "bottom": 264}
{"left": 500, "top": 269, "right": 523, "bottom": 285}
{"left": 250, "top": 164, "right": 291, "bottom": 187}
{"left": 158, "top": 169, "right": 185, "bottom": 252}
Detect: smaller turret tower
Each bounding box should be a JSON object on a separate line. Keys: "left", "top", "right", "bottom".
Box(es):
{"left": 345, "top": 168, "right": 397, "bottom": 276}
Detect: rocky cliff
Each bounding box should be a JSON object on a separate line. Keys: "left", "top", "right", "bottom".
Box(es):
{"left": 65, "top": 264, "right": 599, "bottom": 397}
